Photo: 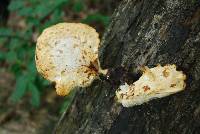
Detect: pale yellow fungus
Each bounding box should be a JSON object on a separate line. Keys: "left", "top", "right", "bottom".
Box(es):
{"left": 116, "top": 64, "right": 186, "bottom": 107}
{"left": 35, "top": 23, "right": 106, "bottom": 96}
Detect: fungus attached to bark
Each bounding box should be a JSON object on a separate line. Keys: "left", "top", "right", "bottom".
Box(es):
{"left": 35, "top": 23, "right": 106, "bottom": 96}
{"left": 116, "top": 64, "right": 186, "bottom": 107}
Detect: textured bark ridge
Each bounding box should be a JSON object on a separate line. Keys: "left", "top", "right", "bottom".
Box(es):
{"left": 55, "top": 0, "right": 200, "bottom": 133}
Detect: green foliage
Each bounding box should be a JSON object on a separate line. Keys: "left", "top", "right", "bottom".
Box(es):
{"left": 82, "top": 13, "right": 110, "bottom": 26}
{"left": 10, "top": 74, "right": 28, "bottom": 102}
{"left": 0, "top": 0, "right": 110, "bottom": 109}
{"left": 59, "top": 90, "right": 76, "bottom": 114}
{"left": 28, "top": 82, "right": 40, "bottom": 107}
{"left": 73, "top": 0, "right": 85, "bottom": 13}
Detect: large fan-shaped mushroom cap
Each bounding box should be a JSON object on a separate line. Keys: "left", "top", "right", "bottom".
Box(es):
{"left": 36, "top": 23, "right": 101, "bottom": 96}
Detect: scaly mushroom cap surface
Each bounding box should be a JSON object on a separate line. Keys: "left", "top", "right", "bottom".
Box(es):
{"left": 36, "top": 23, "right": 100, "bottom": 96}
{"left": 116, "top": 64, "right": 186, "bottom": 107}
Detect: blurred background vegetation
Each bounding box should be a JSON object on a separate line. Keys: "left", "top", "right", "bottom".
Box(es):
{"left": 0, "top": 0, "right": 120, "bottom": 133}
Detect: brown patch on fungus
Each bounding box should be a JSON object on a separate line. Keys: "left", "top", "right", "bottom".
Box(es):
{"left": 143, "top": 85, "right": 150, "bottom": 92}
{"left": 170, "top": 84, "right": 176, "bottom": 87}
{"left": 163, "top": 69, "right": 170, "bottom": 77}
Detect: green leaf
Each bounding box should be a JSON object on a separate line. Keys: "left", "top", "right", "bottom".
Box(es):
{"left": 26, "top": 60, "right": 37, "bottom": 82}
{"left": 27, "top": 17, "right": 40, "bottom": 28}
{"left": 73, "top": 0, "right": 84, "bottom": 13}
{"left": 9, "top": 38, "right": 22, "bottom": 50}
{"left": 59, "top": 90, "right": 76, "bottom": 114}
{"left": 28, "top": 60, "right": 37, "bottom": 75}
{"left": 34, "top": 4, "right": 51, "bottom": 18}
{"left": 51, "top": 9, "right": 63, "bottom": 22}
{"left": 6, "top": 51, "right": 17, "bottom": 64}
{"left": 82, "top": 13, "right": 110, "bottom": 26}
{"left": 0, "top": 28, "right": 13, "bottom": 36}
{"left": 54, "top": 0, "right": 70, "bottom": 6}
{"left": 10, "top": 75, "right": 28, "bottom": 102}
{"left": 18, "top": 7, "right": 34, "bottom": 17}
{"left": 28, "top": 83, "right": 40, "bottom": 107}
{"left": 41, "top": 79, "right": 50, "bottom": 86}
{"left": 0, "top": 51, "right": 5, "bottom": 60}
{"left": 8, "top": 1, "right": 25, "bottom": 11}
{"left": 34, "top": 0, "right": 69, "bottom": 20}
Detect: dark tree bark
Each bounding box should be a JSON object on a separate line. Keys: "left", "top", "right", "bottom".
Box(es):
{"left": 55, "top": 0, "right": 200, "bottom": 133}
{"left": 0, "top": 0, "right": 10, "bottom": 26}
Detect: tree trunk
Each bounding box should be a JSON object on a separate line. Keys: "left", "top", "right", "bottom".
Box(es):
{"left": 54, "top": 0, "right": 200, "bottom": 133}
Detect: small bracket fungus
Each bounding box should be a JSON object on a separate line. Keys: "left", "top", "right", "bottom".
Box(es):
{"left": 116, "top": 64, "right": 186, "bottom": 107}
{"left": 35, "top": 23, "right": 106, "bottom": 96}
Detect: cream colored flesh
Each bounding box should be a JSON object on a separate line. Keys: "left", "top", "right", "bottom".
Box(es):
{"left": 116, "top": 64, "right": 186, "bottom": 107}
{"left": 36, "top": 23, "right": 102, "bottom": 96}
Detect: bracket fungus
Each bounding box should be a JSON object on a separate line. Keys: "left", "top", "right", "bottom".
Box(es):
{"left": 35, "top": 23, "right": 106, "bottom": 96}
{"left": 116, "top": 64, "right": 186, "bottom": 107}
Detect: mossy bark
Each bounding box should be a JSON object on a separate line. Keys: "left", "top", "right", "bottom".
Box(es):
{"left": 55, "top": 0, "right": 200, "bottom": 133}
